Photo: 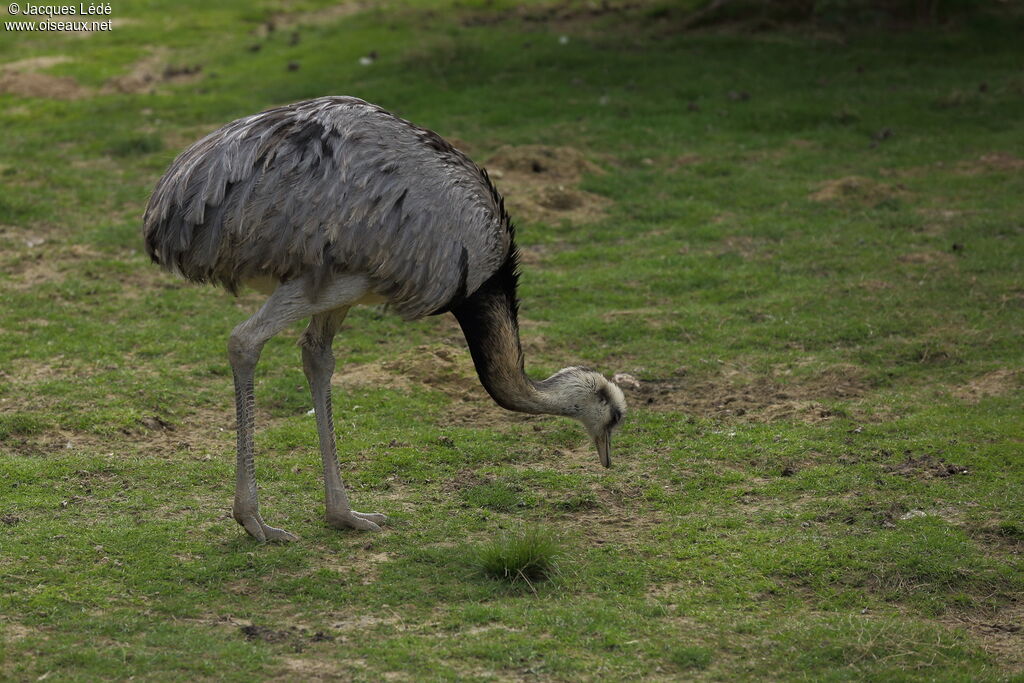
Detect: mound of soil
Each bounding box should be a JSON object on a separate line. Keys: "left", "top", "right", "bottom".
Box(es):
{"left": 102, "top": 49, "right": 202, "bottom": 95}
{"left": 0, "top": 55, "right": 89, "bottom": 99}
{"left": 337, "top": 344, "right": 475, "bottom": 394}
{"left": 486, "top": 145, "right": 602, "bottom": 180}
{"left": 884, "top": 452, "right": 968, "bottom": 478}
{"left": 483, "top": 145, "right": 611, "bottom": 225}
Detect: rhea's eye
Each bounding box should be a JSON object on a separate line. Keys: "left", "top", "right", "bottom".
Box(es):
{"left": 609, "top": 407, "right": 622, "bottom": 427}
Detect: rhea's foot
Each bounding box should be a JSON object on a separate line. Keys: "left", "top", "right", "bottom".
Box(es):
{"left": 326, "top": 510, "right": 388, "bottom": 532}
{"left": 233, "top": 510, "right": 300, "bottom": 543}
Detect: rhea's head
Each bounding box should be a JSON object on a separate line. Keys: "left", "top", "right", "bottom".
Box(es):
{"left": 539, "top": 366, "right": 627, "bottom": 468}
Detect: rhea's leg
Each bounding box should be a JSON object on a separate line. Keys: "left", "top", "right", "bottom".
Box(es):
{"left": 300, "top": 310, "right": 387, "bottom": 532}
{"left": 228, "top": 274, "right": 374, "bottom": 542}
{"left": 229, "top": 316, "right": 301, "bottom": 542}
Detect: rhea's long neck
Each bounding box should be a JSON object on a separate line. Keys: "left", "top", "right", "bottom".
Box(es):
{"left": 451, "top": 258, "right": 568, "bottom": 417}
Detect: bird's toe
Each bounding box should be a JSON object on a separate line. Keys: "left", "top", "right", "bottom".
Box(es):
{"left": 263, "top": 526, "right": 300, "bottom": 543}
{"left": 235, "top": 511, "right": 299, "bottom": 543}
{"left": 326, "top": 512, "right": 383, "bottom": 532}
{"left": 237, "top": 515, "right": 268, "bottom": 542}
{"left": 352, "top": 511, "right": 388, "bottom": 524}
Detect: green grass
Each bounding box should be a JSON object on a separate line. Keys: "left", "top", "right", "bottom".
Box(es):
{"left": 475, "top": 526, "right": 563, "bottom": 586}
{"left": 1, "top": 0, "right": 1023, "bottom": 680}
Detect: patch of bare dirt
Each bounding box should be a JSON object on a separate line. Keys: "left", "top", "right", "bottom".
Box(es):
{"left": 2, "top": 243, "right": 102, "bottom": 290}
{"left": 887, "top": 152, "right": 1024, "bottom": 180}
{"left": 0, "top": 378, "right": 235, "bottom": 460}
{"left": 140, "top": 403, "right": 238, "bottom": 459}
{"left": 0, "top": 621, "right": 34, "bottom": 641}
{"left": 484, "top": 145, "right": 611, "bottom": 226}
{"left": 858, "top": 278, "right": 893, "bottom": 291}
{"left": 809, "top": 176, "right": 907, "bottom": 206}
{"left": 0, "top": 55, "right": 89, "bottom": 99}
{"left": 711, "top": 235, "right": 774, "bottom": 261}
{"left": 883, "top": 452, "right": 969, "bottom": 479}
{"left": 915, "top": 207, "right": 967, "bottom": 223}
{"left": 952, "top": 369, "right": 1022, "bottom": 403}
{"left": 670, "top": 153, "right": 703, "bottom": 171}
{"left": 101, "top": 49, "right": 203, "bottom": 95}
{"left": 275, "top": 656, "right": 362, "bottom": 681}
{"left": 239, "top": 623, "right": 337, "bottom": 653}
{"left": 3, "top": 56, "right": 72, "bottom": 71}
{"left": 944, "top": 601, "right": 1024, "bottom": 674}
{"left": 337, "top": 344, "right": 473, "bottom": 395}
{"left": 954, "top": 153, "right": 1024, "bottom": 176}
{"left": 318, "top": 550, "right": 393, "bottom": 587}
{"left": 896, "top": 250, "right": 957, "bottom": 266}
{"left": 623, "top": 363, "right": 871, "bottom": 423}
{"left": 558, "top": 478, "right": 666, "bottom": 549}
{"left": 516, "top": 242, "right": 567, "bottom": 266}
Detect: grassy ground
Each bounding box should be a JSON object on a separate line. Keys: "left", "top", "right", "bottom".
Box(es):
{"left": 1, "top": 1, "right": 1022, "bottom": 680}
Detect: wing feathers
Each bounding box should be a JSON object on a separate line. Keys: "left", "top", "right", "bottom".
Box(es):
{"left": 143, "top": 96, "right": 509, "bottom": 318}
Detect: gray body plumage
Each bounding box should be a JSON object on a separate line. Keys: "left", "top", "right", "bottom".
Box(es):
{"left": 144, "top": 97, "right": 625, "bottom": 542}
{"left": 143, "top": 96, "right": 509, "bottom": 318}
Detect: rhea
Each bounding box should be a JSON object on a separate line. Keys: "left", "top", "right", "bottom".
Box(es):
{"left": 144, "top": 97, "right": 626, "bottom": 542}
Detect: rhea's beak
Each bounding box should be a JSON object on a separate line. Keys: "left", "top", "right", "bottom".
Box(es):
{"left": 595, "top": 429, "right": 612, "bottom": 468}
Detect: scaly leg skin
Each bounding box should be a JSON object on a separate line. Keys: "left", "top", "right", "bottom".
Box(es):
{"left": 230, "top": 354, "right": 299, "bottom": 543}
{"left": 226, "top": 281, "right": 328, "bottom": 543}
{"left": 225, "top": 274, "right": 381, "bottom": 542}
{"left": 302, "top": 311, "right": 388, "bottom": 532}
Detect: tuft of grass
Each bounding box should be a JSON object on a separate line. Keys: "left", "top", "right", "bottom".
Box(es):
{"left": 0, "top": 413, "right": 50, "bottom": 439}
{"left": 996, "top": 521, "right": 1024, "bottom": 540}
{"left": 667, "top": 645, "right": 713, "bottom": 671}
{"left": 474, "top": 526, "right": 563, "bottom": 586}
{"left": 462, "top": 481, "right": 536, "bottom": 511}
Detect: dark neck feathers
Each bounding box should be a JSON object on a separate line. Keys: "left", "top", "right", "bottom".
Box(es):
{"left": 452, "top": 247, "right": 561, "bottom": 415}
